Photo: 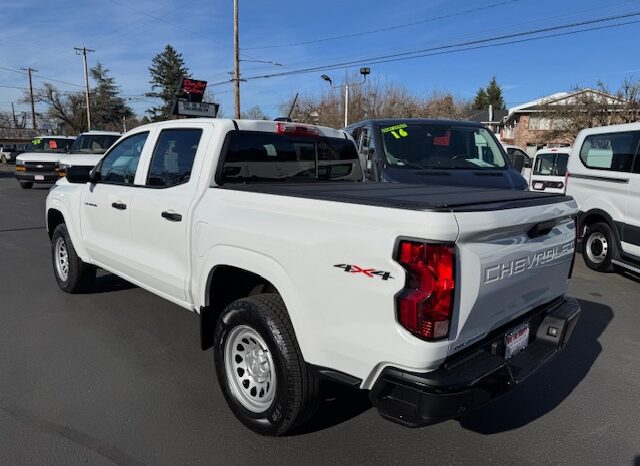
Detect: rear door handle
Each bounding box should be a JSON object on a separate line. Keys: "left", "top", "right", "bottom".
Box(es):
{"left": 111, "top": 202, "right": 127, "bottom": 210}
{"left": 161, "top": 211, "right": 182, "bottom": 222}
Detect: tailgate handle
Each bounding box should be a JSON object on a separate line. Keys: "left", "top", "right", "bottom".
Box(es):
{"left": 528, "top": 220, "right": 556, "bottom": 239}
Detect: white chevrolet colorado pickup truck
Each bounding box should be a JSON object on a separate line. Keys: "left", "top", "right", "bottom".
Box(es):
{"left": 46, "top": 118, "right": 581, "bottom": 435}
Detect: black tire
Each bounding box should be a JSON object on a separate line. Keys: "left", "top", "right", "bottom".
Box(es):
{"left": 19, "top": 181, "right": 33, "bottom": 189}
{"left": 51, "top": 224, "right": 96, "bottom": 293}
{"left": 582, "top": 222, "right": 618, "bottom": 272}
{"left": 213, "top": 293, "right": 320, "bottom": 436}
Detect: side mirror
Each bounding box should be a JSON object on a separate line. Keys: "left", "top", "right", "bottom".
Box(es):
{"left": 89, "top": 169, "right": 101, "bottom": 183}
{"left": 66, "top": 165, "right": 91, "bottom": 184}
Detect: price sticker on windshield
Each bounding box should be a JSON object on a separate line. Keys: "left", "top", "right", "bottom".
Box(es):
{"left": 381, "top": 123, "right": 409, "bottom": 139}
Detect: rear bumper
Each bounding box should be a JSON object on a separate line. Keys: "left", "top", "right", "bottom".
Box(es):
{"left": 369, "top": 297, "right": 580, "bottom": 427}
{"left": 15, "top": 172, "right": 59, "bottom": 183}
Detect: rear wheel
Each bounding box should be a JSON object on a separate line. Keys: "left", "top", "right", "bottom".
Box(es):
{"left": 582, "top": 222, "right": 617, "bottom": 272}
{"left": 51, "top": 224, "right": 96, "bottom": 293}
{"left": 19, "top": 182, "right": 33, "bottom": 189}
{"left": 213, "top": 293, "right": 320, "bottom": 436}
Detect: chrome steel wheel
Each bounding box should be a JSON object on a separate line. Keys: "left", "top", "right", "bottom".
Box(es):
{"left": 224, "top": 325, "right": 276, "bottom": 413}
{"left": 586, "top": 231, "right": 608, "bottom": 264}
{"left": 54, "top": 236, "right": 69, "bottom": 281}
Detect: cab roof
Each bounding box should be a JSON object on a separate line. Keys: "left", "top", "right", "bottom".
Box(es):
{"left": 345, "top": 118, "right": 486, "bottom": 131}
{"left": 134, "top": 118, "right": 349, "bottom": 140}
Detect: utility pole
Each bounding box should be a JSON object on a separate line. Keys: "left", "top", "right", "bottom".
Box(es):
{"left": 74, "top": 47, "right": 95, "bottom": 131}
{"left": 20, "top": 67, "right": 38, "bottom": 130}
{"left": 233, "top": 0, "right": 240, "bottom": 118}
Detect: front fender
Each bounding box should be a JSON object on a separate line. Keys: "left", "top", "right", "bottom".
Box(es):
{"left": 46, "top": 187, "right": 90, "bottom": 261}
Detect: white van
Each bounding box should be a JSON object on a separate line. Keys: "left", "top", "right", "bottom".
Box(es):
{"left": 566, "top": 122, "right": 640, "bottom": 272}
{"left": 530, "top": 147, "right": 570, "bottom": 193}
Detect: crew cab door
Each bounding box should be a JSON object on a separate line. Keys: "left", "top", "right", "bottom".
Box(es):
{"left": 80, "top": 130, "right": 152, "bottom": 274}
{"left": 126, "top": 125, "right": 210, "bottom": 302}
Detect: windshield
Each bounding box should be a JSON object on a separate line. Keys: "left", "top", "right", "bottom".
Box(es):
{"left": 70, "top": 134, "right": 119, "bottom": 154}
{"left": 379, "top": 123, "right": 506, "bottom": 169}
{"left": 533, "top": 153, "right": 568, "bottom": 176}
{"left": 27, "top": 137, "right": 74, "bottom": 153}
{"left": 219, "top": 131, "right": 362, "bottom": 183}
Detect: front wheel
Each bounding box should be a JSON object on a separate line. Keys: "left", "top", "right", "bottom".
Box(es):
{"left": 213, "top": 294, "right": 320, "bottom": 436}
{"left": 582, "top": 222, "right": 617, "bottom": 272}
{"left": 51, "top": 224, "right": 96, "bottom": 293}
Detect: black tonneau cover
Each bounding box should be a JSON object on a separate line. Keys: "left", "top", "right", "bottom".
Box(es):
{"left": 218, "top": 182, "right": 572, "bottom": 212}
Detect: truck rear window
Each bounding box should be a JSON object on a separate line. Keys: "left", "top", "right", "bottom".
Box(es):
{"left": 218, "top": 131, "right": 362, "bottom": 183}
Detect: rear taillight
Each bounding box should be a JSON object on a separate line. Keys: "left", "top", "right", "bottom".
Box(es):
{"left": 395, "top": 240, "right": 455, "bottom": 341}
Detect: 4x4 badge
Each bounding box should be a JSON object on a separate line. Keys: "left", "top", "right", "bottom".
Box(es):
{"left": 334, "top": 264, "right": 393, "bottom": 280}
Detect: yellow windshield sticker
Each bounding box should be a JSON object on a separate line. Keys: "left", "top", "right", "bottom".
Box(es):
{"left": 382, "top": 124, "right": 409, "bottom": 139}
{"left": 32, "top": 138, "right": 42, "bottom": 145}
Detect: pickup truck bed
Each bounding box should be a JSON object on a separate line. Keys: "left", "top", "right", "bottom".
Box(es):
{"left": 220, "top": 182, "right": 571, "bottom": 211}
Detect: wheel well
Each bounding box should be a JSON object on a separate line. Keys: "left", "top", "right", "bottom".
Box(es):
{"left": 200, "top": 265, "right": 279, "bottom": 350}
{"left": 47, "top": 209, "right": 65, "bottom": 239}
{"left": 579, "top": 210, "right": 621, "bottom": 244}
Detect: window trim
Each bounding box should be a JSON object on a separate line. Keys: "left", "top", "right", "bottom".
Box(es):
{"left": 94, "top": 131, "right": 150, "bottom": 186}
{"left": 578, "top": 130, "right": 640, "bottom": 173}
{"left": 144, "top": 127, "right": 203, "bottom": 189}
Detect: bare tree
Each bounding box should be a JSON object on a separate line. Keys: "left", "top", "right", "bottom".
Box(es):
{"left": 22, "top": 83, "right": 86, "bottom": 134}
{"left": 280, "top": 75, "right": 469, "bottom": 128}
{"left": 538, "top": 79, "right": 640, "bottom": 142}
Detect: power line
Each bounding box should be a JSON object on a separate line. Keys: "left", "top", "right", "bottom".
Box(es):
{"left": 245, "top": 0, "right": 524, "bottom": 50}
{"left": 237, "top": 10, "right": 640, "bottom": 83}
{"left": 103, "top": 0, "right": 275, "bottom": 64}
{"left": 0, "top": 65, "right": 84, "bottom": 88}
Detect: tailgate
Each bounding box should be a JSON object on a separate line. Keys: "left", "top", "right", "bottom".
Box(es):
{"left": 449, "top": 198, "right": 577, "bottom": 355}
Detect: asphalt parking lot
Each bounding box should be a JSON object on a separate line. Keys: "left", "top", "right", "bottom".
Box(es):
{"left": 1, "top": 168, "right": 639, "bottom": 465}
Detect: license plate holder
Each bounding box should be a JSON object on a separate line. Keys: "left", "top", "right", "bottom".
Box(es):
{"left": 34, "top": 175, "right": 44, "bottom": 181}
{"left": 505, "top": 322, "right": 530, "bottom": 359}
{"left": 533, "top": 181, "right": 544, "bottom": 190}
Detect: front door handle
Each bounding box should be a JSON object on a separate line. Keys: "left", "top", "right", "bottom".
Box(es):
{"left": 111, "top": 201, "right": 127, "bottom": 210}
{"left": 161, "top": 211, "right": 182, "bottom": 222}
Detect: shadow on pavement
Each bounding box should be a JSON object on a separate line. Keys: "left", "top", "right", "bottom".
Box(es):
{"left": 292, "top": 382, "right": 373, "bottom": 435}
{"left": 460, "top": 298, "right": 612, "bottom": 434}
{"left": 90, "top": 272, "right": 137, "bottom": 294}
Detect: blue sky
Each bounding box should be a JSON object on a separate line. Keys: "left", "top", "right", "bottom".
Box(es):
{"left": 1, "top": 0, "right": 640, "bottom": 122}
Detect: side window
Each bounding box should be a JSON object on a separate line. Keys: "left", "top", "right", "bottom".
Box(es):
{"left": 580, "top": 132, "right": 639, "bottom": 172}
{"left": 98, "top": 132, "right": 149, "bottom": 185}
{"left": 146, "top": 129, "right": 202, "bottom": 187}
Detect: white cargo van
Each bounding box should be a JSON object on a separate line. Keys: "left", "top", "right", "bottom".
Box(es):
{"left": 566, "top": 123, "right": 640, "bottom": 272}
{"left": 530, "top": 147, "right": 570, "bottom": 194}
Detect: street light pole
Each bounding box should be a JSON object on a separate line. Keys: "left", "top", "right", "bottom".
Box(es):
{"left": 233, "top": 0, "right": 240, "bottom": 118}
{"left": 343, "top": 84, "right": 349, "bottom": 128}
{"left": 321, "top": 67, "right": 370, "bottom": 127}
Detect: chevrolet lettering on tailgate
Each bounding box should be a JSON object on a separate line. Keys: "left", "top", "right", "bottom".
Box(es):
{"left": 484, "top": 241, "right": 575, "bottom": 284}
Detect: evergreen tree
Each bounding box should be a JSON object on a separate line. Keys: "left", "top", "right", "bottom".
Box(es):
{"left": 472, "top": 77, "right": 506, "bottom": 111}
{"left": 472, "top": 88, "right": 488, "bottom": 111}
{"left": 486, "top": 76, "right": 506, "bottom": 110}
{"left": 146, "top": 45, "right": 190, "bottom": 121}
{"left": 90, "top": 62, "right": 133, "bottom": 131}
